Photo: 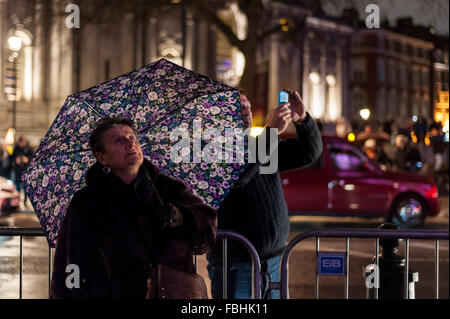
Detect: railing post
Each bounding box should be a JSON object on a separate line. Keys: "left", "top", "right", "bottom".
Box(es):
{"left": 435, "top": 240, "right": 439, "bottom": 299}
{"left": 222, "top": 237, "right": 228, "bottom": 299}
{"left": 278, "top": 228, "right": 448, "bottom": 300}
{"left": 216, "top": 230, "right": 262, "bottom": 299}
{"left": 0, "top": 227, "right": 448, "bottom": 300}
{"left": 19, "top": 235, "right": 23, "bottom": 299}
{"left": 365, "top": 224, "right": 419, "bottom": 299}
{"left": 49, "top": 246, "right": 53, "bottom": 299}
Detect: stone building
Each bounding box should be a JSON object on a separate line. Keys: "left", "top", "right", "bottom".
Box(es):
{"left": 0, "top": 0, "right": 358, "bottom": 145}
{"left": 1, "top": 0, "right": 219, "bottom": 146}
{"left": 8, "top": 1, "right": 445, "bottom": 144}
{"left": 350, "top": 28, "right": 434, "bottom": 129}
{"left": 299, "top": 15, "right": 352, "bottom": 127}
{"left": 433, "top": 43, "right": 449, "bottom": 131}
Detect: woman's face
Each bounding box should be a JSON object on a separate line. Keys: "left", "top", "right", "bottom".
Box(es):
{"left": 95, "top": 125, "right": 143, "bottom": 173}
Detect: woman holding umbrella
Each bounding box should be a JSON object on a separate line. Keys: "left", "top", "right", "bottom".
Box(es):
{"left": 50, "top": 116, "right": 217, "bottom": 299}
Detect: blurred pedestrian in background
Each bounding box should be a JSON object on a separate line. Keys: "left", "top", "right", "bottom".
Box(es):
{"left": 429, "top": 123, "right": 445, "bottom": 172}
{"left": 356, "top": 123, "right": 373, "bottom": 141}
{"left": 382, "top": 118, "right": 393, "bottom": 137}
{"left": 413, "top": 116, "right": 428, "bottom": 144}
{"left": 11, "top": 136, "right": 34, "bottom": 209}
{"left": 335, "top": 117, "right": 352, "bottom": 139}
{"left": 393, "top": 132, "right": 422, "bottom": 173}
{"left": 363, "top": 138, "right": 393, "bottom": 170}
{"left": 429, "top": 123, "right": 448, "bottom": 194}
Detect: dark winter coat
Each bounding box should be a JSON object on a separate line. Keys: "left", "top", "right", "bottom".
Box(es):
{"left": 207, "top": 112, "right": 323, "bottom": 264}
{"left": 394, "top": 145, "right": 422, "bottom": 172}
{"left": 11, "top": 143, "right": 34, "bottom": 176}
{"left": 50, "top": 159, "right": 217, "bottom": 299}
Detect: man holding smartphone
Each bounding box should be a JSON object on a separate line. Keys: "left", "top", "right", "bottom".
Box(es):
{"left": 207, "top": 89, "right": 323, "bottom": 299}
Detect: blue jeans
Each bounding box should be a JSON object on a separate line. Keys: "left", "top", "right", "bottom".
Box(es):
{"left": 207, "top": 255, "right": 281, "bottom": 299}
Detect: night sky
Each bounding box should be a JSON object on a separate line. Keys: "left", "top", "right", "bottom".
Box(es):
{"left": 321, "top": 0, "right": 449, "bottom": 36}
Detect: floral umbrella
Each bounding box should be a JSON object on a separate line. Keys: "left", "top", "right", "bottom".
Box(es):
{"left": 22, "top": 58, "right": 248, "bottom": 247}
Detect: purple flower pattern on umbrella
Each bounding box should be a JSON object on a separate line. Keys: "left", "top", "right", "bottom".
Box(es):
{"left": 22, "top": 58, "right": 248, "bottom": 247}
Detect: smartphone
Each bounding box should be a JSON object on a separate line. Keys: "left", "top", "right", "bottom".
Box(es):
{"left": 278, "top": 91, "right": 289, "bottom": 106}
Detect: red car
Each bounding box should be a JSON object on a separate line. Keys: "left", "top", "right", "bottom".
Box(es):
{"left": 280, "top": 135, "right": 440, "bottom": 228}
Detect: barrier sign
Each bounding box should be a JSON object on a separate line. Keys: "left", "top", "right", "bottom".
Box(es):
{"left": 317, "top": 252, "right": 347, "bottom": 276}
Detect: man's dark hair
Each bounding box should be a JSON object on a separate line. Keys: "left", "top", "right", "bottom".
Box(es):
{"left": 89, "top": 116, "right": 137, "bottom": 153}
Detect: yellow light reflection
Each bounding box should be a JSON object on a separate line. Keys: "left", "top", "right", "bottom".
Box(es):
{"left": 347, "top": 133, "right": 356, "bottom": 142}
{"left": 249, "top": 126, "right": 265, "bottom": 137}
{"left": 411, "top": 132, "right": 418, "bottom": 144}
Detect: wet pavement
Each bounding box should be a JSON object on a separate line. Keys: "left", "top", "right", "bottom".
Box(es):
{"left": 0, "top": 197, "right": 448, "bottom": 299}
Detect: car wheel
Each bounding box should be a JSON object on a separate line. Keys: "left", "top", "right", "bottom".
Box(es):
{"left": 390, "top": 195, "right": 427, "bottom": 229}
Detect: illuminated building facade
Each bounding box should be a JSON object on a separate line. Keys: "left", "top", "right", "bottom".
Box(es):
{"left": 350, "top": 28, "right": 434, "bottom": 127}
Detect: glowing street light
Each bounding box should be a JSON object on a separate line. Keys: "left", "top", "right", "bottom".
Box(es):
{"left": 326, "top": 74, "right": 336, "bottom": 86}
{"left": 309, "top": 72, "right": 320, "bottom": 85}
{"left": 8, "top": 35, "right": 22, "bottom": 51}
{"left": 359, "top": 108, "right": 371, "bottom": 121}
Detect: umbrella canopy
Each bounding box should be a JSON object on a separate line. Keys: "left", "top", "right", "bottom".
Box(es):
{"left": 22, "top": 58, "right": 248, "bottom": 247}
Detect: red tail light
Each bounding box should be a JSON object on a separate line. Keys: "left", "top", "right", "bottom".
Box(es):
{"left": 425, "top": 185, "right": 439, "bottom": 199}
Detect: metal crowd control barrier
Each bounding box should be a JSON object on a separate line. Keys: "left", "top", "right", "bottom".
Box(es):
{"left": 0, "top": 227, "right": 262, "bottom": 299}
{"left": 216, "top": 230, "right": 262, "bottom": 299}
{"left": 278, "top": 228, "right": 449, "bottom": 299}
{"left": 0, "top": 227, "right": 51, "bottom": 299}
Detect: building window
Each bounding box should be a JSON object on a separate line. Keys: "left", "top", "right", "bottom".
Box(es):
{"left": 412, "top": 93, "right": 420, "bottom": 116}
{"left": 412, "top": 67, "right": 420, "bottom": 88}
{"left": 378, "top": 57, "right": 386, "bottom": 83}
{"left": 352, "top": 36, "right": 363, "bottom": 48}
{"left": 395, "top": 41, "right": 402, "bottom": 53}
{"left": 351, "top": 57, "right": 366, "bottom": 82}
{"left": 388, "top": 89, "right": 397, "bottom": 118}
{"left": 388, "top": 60, "right": 397, "bottom": 85}
{"left": 383, "top": 39, "right": 389, "bottom": 51}
{"left": 422, "top": 69, "right": 429, "bottom": 88}
{"left": 104, "top": 60, "right": 110, "bottom": 81}
{"left": 385, "top": 39, "right": 393, "bottom": 52}
{"left": 399, "top": 63, "right": 408, "bottom": 87}
{"left": 442, "top": 70, "right": 449, "bottom": 91}
{"left": 422, "top": 94, "right": 430, "bottom": 118}
{"left": 399, "top": 91, "right": 408, "bottom": 117}
{"left": 377, "top": 87, "right": 386, "bottom": 119}
{"left": 351, "top": 87, "right": 367, "bottom": 117}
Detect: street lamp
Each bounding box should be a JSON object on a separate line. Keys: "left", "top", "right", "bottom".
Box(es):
{"left": 7, "top": 35, "right": 22, "bottom": 136}
{"left": 8, "top": 36, "right": 22, "bottom": 51}
{"left": 359, "top": 108, "right": 371, "bottom": 121}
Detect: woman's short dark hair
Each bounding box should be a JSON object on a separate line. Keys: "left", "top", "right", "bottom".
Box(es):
{"left": 89, "top": 116, "right": 137, "bottom": 153}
